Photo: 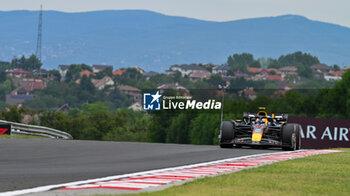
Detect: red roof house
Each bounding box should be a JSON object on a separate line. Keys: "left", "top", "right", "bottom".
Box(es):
{"left": 267, "top": 74, "right": 283, "bottom": 81}
{"left": 6, "top": 68, "right": 32, "bottom": 77}
{"left": 113, "top": 70, "right": 126, "bottom": 76}
{"left": 80, "top": 70, "right": 94, "bottom": 77}
{"left": 247, "top": 67, "right": 263, "bottom": 74}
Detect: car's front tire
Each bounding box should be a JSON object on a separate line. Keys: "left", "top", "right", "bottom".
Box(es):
{"left": 219, "top": 121, "right": 235, "bottom": 148}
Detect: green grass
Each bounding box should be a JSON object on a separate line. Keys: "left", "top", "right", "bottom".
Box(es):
{"left": 108, "top": 149, "right": 350, "bottom": 196}
{"left": 0, "top": 134, "right": 46, "bottom": 139}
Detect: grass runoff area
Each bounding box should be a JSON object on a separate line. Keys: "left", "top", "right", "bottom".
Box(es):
{"left": 0, "top": 135, "right": 45, "bottom": 139}
{"left": 107, "top": 149, "right": 350, "bottom": 196}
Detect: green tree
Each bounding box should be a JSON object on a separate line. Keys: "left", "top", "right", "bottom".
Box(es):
{"left": 249, "top": 60, "right": 261, "bottom": 68}
{"left": 80, "top": 75, "right": 95, "bottom": 93}
{"left": 48, "top": 70, "right": 61, "bottom": 80}
{"left": 227, "top": 53, "right": 261, "bottom": 72}
{"left": 65, "top": 65, "right": 82, "bottom": 82}
{"left": 0, "top": 71, "right": 7, "bottom": 83}
{"left": 1, "top": 106, "right": 24, "bottom": 122}
{"left": 27, "top": 54, "right": 42, "bottom": 70}
{"left": 333, "top": 64, "right": 340, "bottom": 71}
{"left": 189, "top": 113, "right": 220, "bottom": 145}
{"left": 207, "top": 74, "right": 226, "bottom": 88}
{"left": 10, "top": 55, "right": 42, "bottom": 70}
{"left": 81, "top": 102, "right": 108, "bottom": 115}
{"left": 147, "top": 110, "right": 177, "bottom": 143}
{"left": 0, "top": 61, "right": 11, "bottom": 72}
{"left": 80, "top": 110, "right": 115, "bottom": 140}
{"left": 166, "top": 112, "right": 194, "bottom": 144}
{"left": 95, "top": 67, "right": 113, "bottom": 79}
{"left": 277, "top": 51, "right": 320, "bottom": 68}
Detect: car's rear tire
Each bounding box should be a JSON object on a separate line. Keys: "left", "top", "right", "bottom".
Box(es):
{"left": 282, "top": 123, "right": 299, "bottom": 151}
{"left": 219, "top": 121, "right": 235, "bottom": 148}
{"left": 296, "top": 124, "right": 302, "bottom": 150}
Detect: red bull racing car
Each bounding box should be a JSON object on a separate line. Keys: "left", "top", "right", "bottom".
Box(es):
{"left": 219, "top": 107, "right": 301, "bottom": 151}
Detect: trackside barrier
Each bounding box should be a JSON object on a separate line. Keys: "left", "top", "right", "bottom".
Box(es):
{"left": 0, "top": 120, "right": 73, "bottom": 140}
{"left": 289, "top": 116, "right": 350, "bottom": 149}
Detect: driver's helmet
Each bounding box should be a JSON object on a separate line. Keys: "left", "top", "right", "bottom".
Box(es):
{"left": 256, "top": 118, "right": 265, "bottom": 125}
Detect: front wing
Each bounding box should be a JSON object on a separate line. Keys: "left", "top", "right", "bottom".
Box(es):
{"left": 227, "top": 125, "right": 286, "bottom": 147}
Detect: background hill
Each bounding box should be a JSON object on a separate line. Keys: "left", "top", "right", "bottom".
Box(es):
{"left": 1, "top": 10, "right": 350, "bottom": 71}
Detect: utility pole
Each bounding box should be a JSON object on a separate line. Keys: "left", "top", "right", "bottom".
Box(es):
{"left": 219, "top": 84, "right": 229, "bottom": 123}
{"left": 36, "top": 5, "right": 43, "bottom": 62}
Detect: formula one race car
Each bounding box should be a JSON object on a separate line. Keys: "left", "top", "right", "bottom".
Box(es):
{"left": 219, "top": 107, "right": 301, "bottom": 151}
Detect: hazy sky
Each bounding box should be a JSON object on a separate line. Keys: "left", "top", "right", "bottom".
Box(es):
{"left": 1, "top": 0, "right": 349, "bottom": 27}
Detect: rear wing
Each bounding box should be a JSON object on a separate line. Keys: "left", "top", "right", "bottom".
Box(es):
{"left": 273, "top": 114, "right": 288, "bottom": 122}
{"left": 243, "top": 112, "right": 288, "bottom": 122}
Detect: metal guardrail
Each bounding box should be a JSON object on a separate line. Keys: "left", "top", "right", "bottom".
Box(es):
{"left": 0, "top": 120, "right": 73, "bottom": 139}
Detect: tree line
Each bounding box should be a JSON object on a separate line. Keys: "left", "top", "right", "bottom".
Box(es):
{"left": 226, "top": 51, "right": 331, "bottom": 78}
{"left": 1, "top": 70, "right": 349, "bottom": 144}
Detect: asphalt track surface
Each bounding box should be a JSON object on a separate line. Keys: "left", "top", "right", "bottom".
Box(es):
{"left": 0, "top": 138, "right": 282, "bottom": 192}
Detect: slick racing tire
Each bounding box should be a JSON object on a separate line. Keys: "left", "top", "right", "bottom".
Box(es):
{"left": 282, "top": 123, "right": 299, "bottom": 151}
{"left": 219, "top": 121, "right": 235, "bottom": 148}
{"left": 296, "top": 124, "right": 302, "bottom": 150}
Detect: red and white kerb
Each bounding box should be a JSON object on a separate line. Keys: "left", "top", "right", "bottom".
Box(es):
{"left": 61, "top": 150, "right": 342, "bottom": 191}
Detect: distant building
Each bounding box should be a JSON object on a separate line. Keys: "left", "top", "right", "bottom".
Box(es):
{"left": 57, "top": 104, "right": 71, "bottom": 112}
{"left": 6, "top": 68, "right": 32, "bottom": 78}
{"left": 118, "top": 85, "right": 142, "bottom": 103}
{"left": 234, "top": 70, "right": 248, "bottom": 77}
{"left": 6, "top": 94, "right": 33, "bottom": 106}
{"left": 238, "top": 87, "right": 257, "bottom": 100}
{"left": 247, "top": 67, "right": 263, "bottom": 74}
{"left": 92, "top": 65, "right": 113, "bottom": 73}
{"left": 32, "top": 69, "right": 49, "bottom": 76}
{"left": 266, "top": 74, "right": 283, "bottom": 81}
{"left": 221, "top": 75, "right": 234, "bottom": 86}
{"left": 157, "top": 83, "right": 190, "bottom": 95}
{"left": 131, "top": 66, "right": 145, "bottom": 74}
{"left": 279, "top": 66, "right": 298, "bottom": 79}
{"left": 58, "top": 65, "right": 69, "bottom": 80}
{"left": 324, "top": 74, "right": 341, "bottom": 81}
{"left": 128, "top": 102, "right": 143, "bottom": 111}
{"left": 311, "top": 64, "right": 332, "bottom": 74}
{"left": 80, "top": 70, "right": 94, "bottom": 78}
{"left": 6, "top": 83, "right": 40, "bottom": 106}
{"left": 144, "top": 71, "right": 159, "bottom": 80}
{"left": 92, "top": 76, "right": 114, "bottom": 90}
{"left": 251, "top": 74, "right": 266, "bottom": 81}
{"left": 263, "top": 68, "right": 280, "bottom": 75}
{"left": 10, "top": 80, "right": 47, "bottom": 95}
{"left": 324, "top": 71, "right": 342, "bottom": 81}
{"left": 212, "top": 65, "right": 230, "bottom": 75}
{"left": 189, "top": 70, "right": 211, "bottom": 81}
{"left": 167, "top": 64, "right": 208, "bottom": 77}
{"left": 332, "top": 71, "right": 343, "bottom": 77}
{"left": 113, "top": 69, "right": 126, "bottom": 76}
{"left": 22, "top": 114, "right": 39, "bottom": 124}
